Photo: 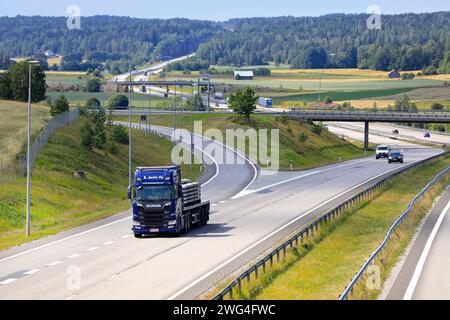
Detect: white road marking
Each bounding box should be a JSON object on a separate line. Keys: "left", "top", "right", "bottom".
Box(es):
{"left": 232, "top": 158, "right": 374, "bottom": 199}
{"left": 86, "top": 247, "right": 99, "bottom": 252}
{"left": 0, "top": 216, "right": 130, "bottom": 264}
{"left": 403, "top": 199, "right": 450, "bottom": 300}
{"left": 121, "top": 235, "right": 132, "bottom": 239}
{"left": 103, "top": 241, "right": 115, "bottom": 245}
{"left": 65, "top": 295, "right": 77, "bottom": 300}
{"left": 46, "top": 261, "right": 62, "bottom": 267}
{"left": 23, "top": 269, "right": 40, "bottom": 275}
{"left": 219, "top": 201, "right": 227, "bottom": 204}
{"left": 68, "top": 253, "right": 81, "bottom": 259}
{"left": 0, "top": 278, "right": 18, "bottom": 285}
{"left": 166, "top": 161, "right": 428, "bottom": 300}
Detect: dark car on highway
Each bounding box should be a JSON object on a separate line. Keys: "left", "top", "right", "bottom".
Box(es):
{"left": 388, "top": 151, "right": 404, "bottom": 164}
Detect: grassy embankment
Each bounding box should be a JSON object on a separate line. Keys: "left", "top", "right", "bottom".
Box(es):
{"left": 0, "top": 100, "right": 51, "bottom": 166}
{"left": 221, "top": 156, "right": 450, "bottom": 300}
{"left": 115, "top": 113, "right": 371, "bottom": 171}
{"left": 0, "top": 114, "right": 201, "bottom": 250}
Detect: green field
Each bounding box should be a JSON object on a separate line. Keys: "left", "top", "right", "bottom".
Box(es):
{"left": 115, "top": 113, "right": 371, "bottom": 171}
{"left": 0, "top": 117, "right": 201, "bottom": 249}
{"left": 271, "top": 88, "right": 416, "bottom": 103}
{"left": 45, "top": 72, "right": 89, "bottom": 86}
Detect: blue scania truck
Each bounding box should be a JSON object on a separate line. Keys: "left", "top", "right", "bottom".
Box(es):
{"left": 128, "top": 166, "right": 210, "bottom": 238}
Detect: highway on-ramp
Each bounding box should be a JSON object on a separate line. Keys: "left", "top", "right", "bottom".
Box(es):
{"left": 0, "top": 124, "right": 443, "bottom": 299}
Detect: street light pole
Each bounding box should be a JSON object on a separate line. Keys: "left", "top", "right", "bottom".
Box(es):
{"left": 128, "top": 70, "right": 133, "bottom": 192}
{"left": 24, "top": 60, "right": 39, "bottom": 238}
{"left": 26, "top": 63, "right": 32, "bottom": 238}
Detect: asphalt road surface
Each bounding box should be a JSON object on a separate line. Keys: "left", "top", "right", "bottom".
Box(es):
{"left": 386, "top": 186, "right": 450, "bottom": 300}
{"left": 0, "top": 124, "right": 443, "bottom": 299}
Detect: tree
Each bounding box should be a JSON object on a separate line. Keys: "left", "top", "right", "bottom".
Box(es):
{"left": 323, "top": 96, "right": 333, "bottom": 104}
{"left": 7, "top": 61, "right": 46, "bottom": 102}
{"left": 394, "top": 95, "right": 417, "bottom": 113}
{"left": 229, "top": 87, "right": 258, "bottom": 122}
{"left": 112, "top": 125, "right": 129, "bottom": 145}
{"left": 431, "top": 102, "right": 444, "bottom": 110}
{"left": 439, "top": 52, "right": 450, "bottom": 74}
{"left": 85, "top": 96, "right": 101, "bottom": 109}
{"left": 186, "top": 94, "right": 206, "bottom": 111}
{"left": 90, "top": 108, "right": 107, "bottom": 148}
{"left": 86, "top": 78, "right": 101, "bottom": 92}
{"left": 50, "top": 95, "right": 70, "bottom": 116}
{"left": 107, "top": 94, "right": 129, "bottom": 109}
{"left": 0, "top": 73, "right": 11, "bottom": 99}
{"left": 81, "top": 122, "right": 95, "bottom": 150}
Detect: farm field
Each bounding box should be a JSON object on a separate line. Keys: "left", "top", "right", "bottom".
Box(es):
{"left": 45, "top": 71, "right": 88, "bottom": 86}
{"left": 168, "top": 74, "right": 444, "bottom": 91}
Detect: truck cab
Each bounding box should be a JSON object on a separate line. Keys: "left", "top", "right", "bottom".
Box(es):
{"left": 128, "top": 166, "right": 209, "bottom": 238}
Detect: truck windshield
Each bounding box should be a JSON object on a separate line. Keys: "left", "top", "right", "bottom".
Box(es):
{"left": 136, "top": 185, "right": 174, "bottom": 201}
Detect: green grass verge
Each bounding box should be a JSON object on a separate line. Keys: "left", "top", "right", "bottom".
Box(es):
{"left": 0, "top": 116, "right": 201, "bottom": 250}
{"left": 224, "top": 156, "right": 450, "bottom": 300}
{"left": 114, "top": 113, "right": 370, "bottom": 171}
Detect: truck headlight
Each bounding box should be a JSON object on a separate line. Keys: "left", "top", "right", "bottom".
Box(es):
{"left": 133, "top": 220, "right": 141, "bottom": 226}
{"left": 168, "top": 220, "right": 177, "bottom": 226}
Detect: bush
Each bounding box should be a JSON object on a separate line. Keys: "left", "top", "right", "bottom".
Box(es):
{"left": 298, "top": 132, "right": 308, "bottom": 142}
{"left": 431, "top": 103, "right": 444, "bottom": 110}
{"left": 106, "top": 142, "right": 119, "bottom": 154}
{"left": 401, "top": 72, "right": 415, "bottom": 80}
{"left": 85, "top": 96, "right": 101, "bottom": 109}
{"left": 312, "top": 125, "right": 323, "bottom": 135}
{"left": 112, "top": 125, "right": 129, "bottom": 145}
{"left": 323, "top": 96, "right": 333, "bottom": 104}
{"left": 107, "top": 94, "right": 129, "bottom": 109}
{"left": 50, "top": 95, "right": 70, "bottom": 116}
{"left": 86, "top": 78, "right": 101, "bottom": 92}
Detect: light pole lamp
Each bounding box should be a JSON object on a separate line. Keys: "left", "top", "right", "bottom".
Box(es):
{"left": 25, "top": 60, "right": 40, "bottom": 238}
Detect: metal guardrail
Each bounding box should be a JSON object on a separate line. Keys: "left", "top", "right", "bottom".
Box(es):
{"left": 212, "top": 151, "right": 448, "bottom": 301}
{"left": 339, "top": 164, "right": 450, "bottom": 300}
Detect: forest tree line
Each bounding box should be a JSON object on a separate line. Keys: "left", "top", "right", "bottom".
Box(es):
{"left": 0, "top": 12, "right": 449, "bottom": 73}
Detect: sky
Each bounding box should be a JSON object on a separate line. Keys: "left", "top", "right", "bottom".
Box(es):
{"left": 0, "top": 0, "right": 448, "bottom": 20}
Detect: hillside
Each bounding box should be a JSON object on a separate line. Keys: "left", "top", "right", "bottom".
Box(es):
{"left": 0, "top": 100, "right": 51, "bottom": 163}
{"left": 1, "top": 12, "right": 449, "bottom": 73}
{"left": 0, "top": 116, "right": 201, "bottom": 249}
{"left": 116, "top": 114, "right": 370, "bottom": 171}
{"left": 0, "top": 16, "right": 221, "bottom": 73}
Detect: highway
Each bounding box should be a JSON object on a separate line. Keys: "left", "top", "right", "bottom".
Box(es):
{"left": 385, "top": 187, "right": 450, "bottom": 300}
{"left": 0, "top": 123, "right": 443, "bottom": 299}
{"left": 327, "top": 122, "right": 449, "bottom": 146}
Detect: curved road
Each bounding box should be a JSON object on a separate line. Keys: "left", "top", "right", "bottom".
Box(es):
{"left": 0, "top": 124, "right": 443, "bottom": 299}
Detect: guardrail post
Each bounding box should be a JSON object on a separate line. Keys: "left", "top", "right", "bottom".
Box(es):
{"left": 238, "top": 278, "right": 242, "bottom": 292}
{"left": 229, "top": 288, "right": 233, "bottom": 300}
{"left": 270, "top": 254, "right": 273, "bottom": 268}
{"left": 255, "top": 266, "right": 259, "bottom": 279}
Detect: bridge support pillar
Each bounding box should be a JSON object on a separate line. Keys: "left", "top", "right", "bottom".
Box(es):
{"left": 364, "top": 121, "right": 369, "bottom": 152}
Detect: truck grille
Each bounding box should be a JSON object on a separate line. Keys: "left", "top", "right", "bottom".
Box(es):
{"left": 137, "top": 208, "right": 169, "bottom": 228}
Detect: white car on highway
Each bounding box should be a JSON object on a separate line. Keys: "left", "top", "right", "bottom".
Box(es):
{"left": 376, "top": 144, "right": 391, "bottom": 159}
